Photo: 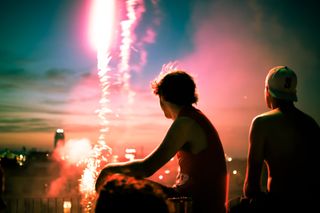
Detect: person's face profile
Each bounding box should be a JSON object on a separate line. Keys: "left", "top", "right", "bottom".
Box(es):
{"left": 159, "top": 96, "right": 171, "bottom": 119}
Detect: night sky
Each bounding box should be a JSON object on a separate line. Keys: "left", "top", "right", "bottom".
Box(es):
{"left": 1, "top": 0, "right": 319, "bottom": 158}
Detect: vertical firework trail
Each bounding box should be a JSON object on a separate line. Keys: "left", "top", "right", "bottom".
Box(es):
{"left": 79, "top": 0, "right": 115, "bottom": 211}
{"left": 118, "top": 0, "right": 145, "bottom": 104}
{"left": 79, "top": 0, "right": 150, "bottom": 211}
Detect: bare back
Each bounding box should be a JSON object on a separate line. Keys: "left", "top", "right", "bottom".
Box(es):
{"left": 245, "top": 106, "right": 319, "bottom": 198}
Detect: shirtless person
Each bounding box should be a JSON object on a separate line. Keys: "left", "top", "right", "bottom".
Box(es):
{"left": 243, "top": 66, "right": 320, "bottom": 212}
{"left": 96, "top": 70, "right": 227, "bottom": 213}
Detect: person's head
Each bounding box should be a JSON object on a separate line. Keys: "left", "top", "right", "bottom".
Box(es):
{"left": 152, "top": 71, "right": 198, "bottom": 117}
{"left": 264, "top": 66, "right": 297, "bottom": 109}
{"left": 95, "top": 174, "right": 172, "bottom": 213}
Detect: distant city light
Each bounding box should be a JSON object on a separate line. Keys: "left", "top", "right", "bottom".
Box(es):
{"left": 16, "top": 154, "right": 26, "bottom": 166}
{"left": 232, "top": 170, "right": 238, "bottom": 175}
{"left": 125, "top": 148, "right": 136, "bottom": 153}
{"left": 225, "top": 153, "right": 232, "bottom": 162}
{"left": 56, "top": 129, "right": 64, "bottom": 133}
{"left": 125, "top": 148, "right": 136, "bottom": 161}
{"left": 124, "top": 153, "right": 135, "bottom": 161}
{"left": 63, "top": 201, "right": 72, "bottom": 213}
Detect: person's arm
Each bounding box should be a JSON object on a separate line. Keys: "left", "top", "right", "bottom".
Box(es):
{"left": 243, "top": 116, "right": 265, "bottom": 198}
{"left": 95, "top": 117, "right": 193, "bottom": 191}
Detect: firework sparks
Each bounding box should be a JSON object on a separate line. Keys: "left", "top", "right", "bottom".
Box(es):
{"left": 79, "top": 0, "right": 116, "bottom": 211}
{"left": 117, "top": 0, "right": 146, "bottom": 104}
{"left": 89, "top": 0, "right": 115, "bottom": 52}
{"left": 79, "top": 0, "right": 153, "bottom": 211}
{"left": 118, "top": 0, "right": 141, "bottom": 88}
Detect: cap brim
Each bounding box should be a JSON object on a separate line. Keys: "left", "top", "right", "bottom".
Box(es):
{"left": 269, "top": 88, "right": 297, "bottom": 102}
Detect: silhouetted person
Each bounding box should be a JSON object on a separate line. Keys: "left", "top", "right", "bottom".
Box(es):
{"left": 95, "top": 174, "right": 172, "bottom": 213}
{"left": 96, "top": 70, "right": 227, "bottom": 213}
{"left": 240, "top": 66, "right": 320, "bottom": 212}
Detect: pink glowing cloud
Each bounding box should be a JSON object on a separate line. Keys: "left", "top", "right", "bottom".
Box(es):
{"left": 177, "top": 1, "right": 319, "bottom": 157}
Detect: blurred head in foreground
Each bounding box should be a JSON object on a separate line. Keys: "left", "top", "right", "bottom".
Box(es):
{"left": 95, "top": 174, "right": 172, "bottom": 213}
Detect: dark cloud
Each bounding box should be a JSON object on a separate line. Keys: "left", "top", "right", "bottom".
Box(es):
{"left": 0, "top": 66, "right": 83, "bottom": 96}
{"left": 0, "top": 117, "right": 57, "bottom": 133}
{"left": 0, "top": 68, "right": 29, "bottom": 78}
{"left": 0, "top": 104, "right": 95, "bottom": 116}
{"left": 0, "top": 117, "right": 44, "bottom": 124}
{"left": 0, "top": 83, "right": 19, "bottom": 90}
{"left": 45, "top": 68, "right": 72, "bottom": 80}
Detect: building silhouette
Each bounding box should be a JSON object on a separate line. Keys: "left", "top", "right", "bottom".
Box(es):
{"left": 54, "top": 129, "right": 65, "bottom": 148}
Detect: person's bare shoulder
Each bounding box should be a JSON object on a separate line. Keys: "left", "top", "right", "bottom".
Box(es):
{"left": 250, "top": 109, "right": 283, "bottom": 140}
{"left": 253, "top": 109, "right": 282, "bottom": 124}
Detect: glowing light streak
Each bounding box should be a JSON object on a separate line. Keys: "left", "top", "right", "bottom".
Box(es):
{"left": 117, "top": 0, "right": 146, "bottom": 104}
{"left": 79, "top": 0, "right": 116, "bottom": 211}
{"left": 89, "top": 0, "right": 115, "bottom": 52}
{"left": 79, "top": 0, "right": 150, "bottom": 210}
{"left": 118, "top": 0, "right": 135, "bottom": 88}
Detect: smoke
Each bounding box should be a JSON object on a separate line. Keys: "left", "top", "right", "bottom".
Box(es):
{"left": 47, "top": 176, "right": 68, "bottom": 197}
{"left": 177, "top": 0, "right": 320, "bottom": 157}
{"left": 47, "top": 138, "right": 93, "bottom": 197}
{"left": 53, "top": 138, "right": 92, "bottom": 164}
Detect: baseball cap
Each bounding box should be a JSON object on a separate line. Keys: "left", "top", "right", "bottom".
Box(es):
{"left": 265, "top": 65, "right": 297, "bottom": 102}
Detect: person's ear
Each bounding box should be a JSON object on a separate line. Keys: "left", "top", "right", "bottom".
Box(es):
{"left": 264, "top": 86, "right": 272, "bottom": 109}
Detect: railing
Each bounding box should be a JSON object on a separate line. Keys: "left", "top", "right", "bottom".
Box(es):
{"left": 168, "top": 197, "right": 193, "bottom": 213}
{"left": 3, "top": 196, "right": 84, "bottom": 213}
{"left": 3, "top": 196, "right": 193, "bottom": 213}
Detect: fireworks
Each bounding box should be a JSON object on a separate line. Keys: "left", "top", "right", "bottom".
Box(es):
{"left": 79, "top": 0, "right": 149, "bottom": 211}
{"left": 75, "top": 0, "right": 162, "bottom": 210}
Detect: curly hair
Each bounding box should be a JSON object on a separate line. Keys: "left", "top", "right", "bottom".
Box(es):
{"left": 95, "top": 174, "right": 171, "bottom": 213}
{"left": 151, "top": 70, "right": 198, "bottom": 105}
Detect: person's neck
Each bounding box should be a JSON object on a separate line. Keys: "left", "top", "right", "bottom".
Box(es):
{"left": 272, "top": 100, "right": 295, "bottom": 111}
{"left": 168, "top": 104, "right": 186, "bottom": 120}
